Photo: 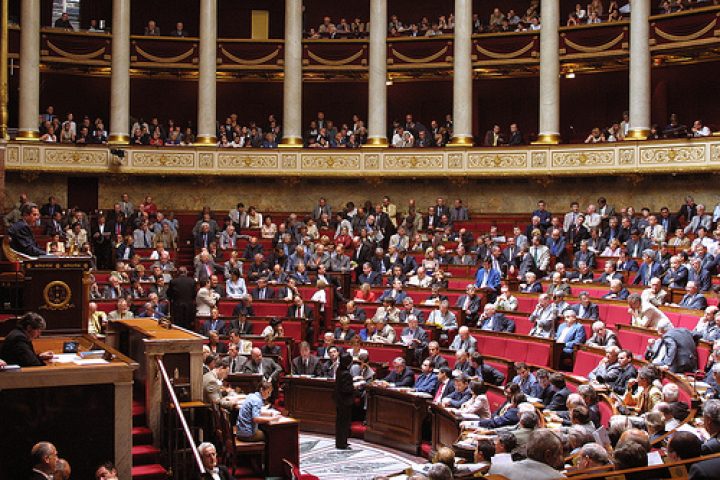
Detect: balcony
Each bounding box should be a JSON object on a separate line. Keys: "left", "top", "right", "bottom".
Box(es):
{"left": 4, "top": 137, "right": 720, "bottom": 179}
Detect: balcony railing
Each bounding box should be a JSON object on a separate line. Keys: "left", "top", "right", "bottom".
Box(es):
{"left": 5, "top": 137, "right": 720, "bottom": 179}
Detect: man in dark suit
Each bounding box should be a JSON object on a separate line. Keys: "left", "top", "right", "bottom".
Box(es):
{"left": 287, "top": 295, "right": 315, "bottom": 343}
{"left": 658, "top": 207, "right": 680, "bottom": 234}
{"left": 345, "top": 300, "right": 367, "bottom": 323}
{"left": 92, "top": 214, "right": 114, "bottom": 269}
{"left": 455, "top": 284, "right": 482, "bottom": 327}
{"left": 44, "top": 210, "right": 65, "bottom": 237}
{"left": 202, "top": 308, "right": 227, "bottom": 336}
{"left": 0, "top": 312, "right": 53, "bottom": 367}
{"left": 690, "top": 456, "right": 720, "bottom": 480}
{"left": 167, "top": 267, "right": 197, "bottom": 330}
{"left": 626, "top": 230, "right": 650, "bottom": 258}
{"left": 40, "top": 196, "right": 63, "bottom": 217}
{"left": 351, "top": 237, "right": 373, "bottom": 274}
{"left": 441, "top": 375, "right": 473, "bottom": 408}
{"left": 29, "top": 441, "right": 59, "bottom": 480}
{"left": 698, "top": 399, "right": 720, "bottom": 456}
{"left": 250, "top": 278, "right": 276, "bottom": 300}
{"left": 242, "top": 348, "right": 283, "bottom": 381}
{"left": 427, "top": 341, "right": 449, "bottom": 370}
{"left": 676, "top": 281, "right": 708, "bottom": 310}
{"left": 678, "top": 196, "right": 697, "bottom": 223}
{"left": 570, "top": 292, "right": 600, "bottom": 321}
{"left": 370, "top": 248, "right": 392, "bottom": 274}
{"left": 646, "top": 321, "right": 699, "bottom": 373}
{"left": 198, "top": 442, "right": 235, "bottom": 480}
{"left": 382, "top": 357, "right": 415, "bottom": 387}
{"left": 477, "top": 303, "right": 515, "bottom": 332}
{"left": 546, "top": 373, "right": 571, "bottom": 411}
{"left": 358, "top": 262, "right": 382, "bottom": 285}
{"left": 8, "top": 203, "right": 45, "bottom": 256}
{"left": 334, "top": 353, "right": 355, "bottom": 450}
{"left": 507, "top": 123, "right": 524, "bottom": 145}
{"left": 502, "top": 238, "right": 522, "bottom": 269}
{"left": 291, "top": 341, "right": 321, "bottom": 376}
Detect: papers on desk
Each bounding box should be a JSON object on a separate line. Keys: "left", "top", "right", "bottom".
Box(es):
{"left": 272, "top": 416, "right": 296, "bottom": 424}
{"left": 407, "top": 391, "right": 433, "bottom": 399}
{"left": 0, "top": 364, "right": 21, "bottom": 372}
{"left": 72, "top": 358, "right": 109, "bottom": 366}
{"left": 647, "top": 451, "right": 663, "bottom": 466}
{"left": 50, "top": 354, "right": 109, "bottom": 366}
{"left": 400, "top": 335, "right": 414, "bottom": 346}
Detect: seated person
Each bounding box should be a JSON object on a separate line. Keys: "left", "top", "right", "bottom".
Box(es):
{"left": 370, "top": 317, "right": 397, "bottom": 344}
{"left": 0, "top": 312, "right": 54, "bottom": 366}
{"left": 450, "top": 326, "right": 478, "bottom": 352}
{"left": 334, "top": 316, "right": 356, "bottom": 341}
{"left": 414, "top": 358, "right": 439, "bottom": 395}
{"left": 556, "top": 309, "right": 587, "bottom": 355}
{"left": 235, "top": 381, "right": 277, "bottom": 441}
{"left": 441, "top": 374, "right": 473, "bottom": 408}
{"left": 291, "top": 341, "right": 320, "bottom": 376}
{"left": 477, "top": 303, "right": 515, "bottom": 332}
{"left": 381, "top": 357, "right": 415, "bottom": 387}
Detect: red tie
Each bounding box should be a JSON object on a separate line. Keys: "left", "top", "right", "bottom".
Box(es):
{"left": 434, "top": 381, "right": 445, "bottom": 403}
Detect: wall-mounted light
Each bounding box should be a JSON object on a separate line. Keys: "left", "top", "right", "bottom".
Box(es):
{"left": 565, "top": 72, "right": 576, "bottom": 79}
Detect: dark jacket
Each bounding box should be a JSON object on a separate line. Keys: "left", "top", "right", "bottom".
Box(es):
{"left": 383, "top": 367, "right": 415, "bottom": 387}
{"left": 0, "top": 328, "right": 44, "bottom": 366}
{"left": 8, "top": 220, "right": 46, "bottom": 256}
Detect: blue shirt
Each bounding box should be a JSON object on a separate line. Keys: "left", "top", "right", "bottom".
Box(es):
{"left": 415, "top": 373, "right": 439, "bottom": 395}
{"left": 236, "top": 392, "right": 264, "bottom": 438}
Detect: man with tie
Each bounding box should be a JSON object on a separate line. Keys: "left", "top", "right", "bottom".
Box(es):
{"left": 291, "top": 341, "right": 321, "bottom": 376}
{"left": 455, "top": 284, "right": 482, "bottom": 327}
{"left": 414, "top": 359, "right": 439, "bottom": 395}
{"left": 8, "top": 203, "right": 46, "bottom": 257}
{"left": 672, "top": 281, "right": 708, "bottom": 311}
{"left": 92, "top": 214, "right": 114, "bottom": 269}
{"left": 242, "top": 348, "right": 282, "bottom": 382}
{"left": 563, "top": 202, "right": 581, "bottom": 233}
{"left": 194, "top": 222, "right": 213, "bottom": 249}
{"left": 449, "top": 326, "right": 478, "bottom": 353}
{"left": 632, "top": 250, "right": 664, "bottom": 286}
{"left": 103, "top": 276, "right": 125, "bottom": 300}
{"left": 225, "top": 343, "right": 247, "bottom": 374}
{"left": 251, "top": 277, "right": 276, "bottom": 300}
{"left": 474, "top": 258, "right": 501, "bottom": 301}
{"left": 477, "top": 303, "right": 515, "bottom": 332}
{"left": 312, "top": 197, "right": 332, "bottom": 222}
{"left": 433, "top": 367, "right": 455, "bottom": 403}
{"left": 528, "top": 236, "right": 551, "bottom": 276}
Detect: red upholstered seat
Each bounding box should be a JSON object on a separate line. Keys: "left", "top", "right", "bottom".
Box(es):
{"left": 507, "top": 315, "right": 533, "bottom": 335}
{"left": 525, "top": 342, "right": 551, "bottom": 367}
{"left": 483, "top": 337, "right": 506, "bottom": 357}
{"left": 616, "top": 329, "right": 655, "bottom": 357}
{"left": 597, "top": 399, "right": 613, "bottom": 427}
{"left": 253, "top": 303, "right": 291, "bottom": 317}
{"left": 364, "top": 345, "right": 404, "bottom": 364}
{"left": 676, "top": 313, "right": 698, "bottom": 330}
{"left": 573, "top": 350, "right": 601, "bottom": 378}
{"left": 487, "top": 360, "right": 509, "bottom": 380}
{"left": 503, "top": 339, "right": 524, "bottom": 360}
{"left": 516, "top": 297, "right": 536, "bottom": 313}
{"left": 486, "top": 389, "right": 505, "bottom": 413}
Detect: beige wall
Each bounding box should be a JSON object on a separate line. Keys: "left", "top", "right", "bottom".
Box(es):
{"left": 4, "top": 172, "right": 720, "bottom": 216}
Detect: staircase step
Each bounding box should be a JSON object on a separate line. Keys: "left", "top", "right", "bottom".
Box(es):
{"left": 132, "top": 426, "right": 153, "bottom": 445}
{"left": 131, "top": 463, "right": 167, "bottom": 480}
{"left": 132, "top": 445, "right": 161, "bottom": 465}
{"left": 132, "top": 401, "right": 146, "bottom": 427}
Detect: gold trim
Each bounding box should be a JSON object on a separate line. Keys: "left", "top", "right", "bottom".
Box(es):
{"left": 219, "top": 45, "right": 279, "bottom": 65}
{"left": 279, "top": 137, "right": 304, "bottom": 147}
{"left": 46, "top": 41, "right": 106, "bottom": 60}
{"left": 563, "top": 33, "right": 626, "bottom": 53}
{"left": 362, "top": 137, "right": 389, "bottom": 148}
{"left": 391, "top": 46, "right": 449, "bottom": 64}
{"left": 16, "top": 130, "right": 40, "bottom": 140}
{"left": 625, "top": 129, "right": 650, "bottom": 140}
{"left": 475, "top": 41, "right": 535, "bottom": 59}
{"left": 108, "top": 134, "right": 130, "bottom": 144}
{"left": 448, "top": 136, "right": 474, "bottom": 147}
{"left": 43, "top": 280, "right": 72, "bottom": 310}
{"left": 134, "top": 45, "right": 195, "bottom": 64}
{"left": 654, "top": 19, "right": 716, "bottom": 42}
{"left": 306, "top": 48, "right": 365, "bottom": 66}
{"left": 533, "top": 134, "right": 561, "bottom": 145}
{"left": 195, "top": 135, "right": 217, "bottom": 146}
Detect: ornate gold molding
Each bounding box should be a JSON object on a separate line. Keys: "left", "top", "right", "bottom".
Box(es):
{"left": 5, "top": 138, "right": 720, "bottom": 178}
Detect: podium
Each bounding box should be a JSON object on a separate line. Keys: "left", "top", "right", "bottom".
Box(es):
{"left": 22, "top": 257, "right": 92, "bottom": 333}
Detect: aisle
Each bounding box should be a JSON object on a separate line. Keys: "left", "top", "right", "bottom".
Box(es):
{"left": 299, "top": 433, "right": 425, "bottom": 479}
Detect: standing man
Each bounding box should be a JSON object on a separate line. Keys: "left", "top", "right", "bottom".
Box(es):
{"left": 167, "top": 266, "right": 196, "bottom": 330}
{"left": 334, "top": 352, "right": 354, "bottom": 450}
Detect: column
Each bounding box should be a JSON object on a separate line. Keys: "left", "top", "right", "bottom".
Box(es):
{"left": 280, "top": 0, "right": 303, "bottom": 146}
{"left": 196, "top": 0, "right": 218, "bottom": 145}
{"left": 17, "top": 0, "right": 40, "bottom": 140}
{"left": 1, "top": 0, "right": 9, "bottom": 140}
{"left": 626, "top": 0, "right": 651, "bottom": 140}
{"left": 449, "top": 0, "right": 473, "bottom": 146}
{"left": 365, "top": 0, "right": 388, "bottom": 147}
{"left": 536, "top": 0, "right": 560, "bottom": 144}
{"left": 108, "top": 0, "right": 131, "bottom": 144}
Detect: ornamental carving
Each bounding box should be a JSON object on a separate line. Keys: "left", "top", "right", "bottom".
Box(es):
{"left": 45, "top": 148, "right": 108, "bottom": 166}
{"left": 383, "top": 155, "right": 444, "bottom": 170}
{"left": 531, "top": 152, "right": 547, "bottom": 168}
{"left": 552, "top": 151, "right": 614, "bottom": 167}
{"left": 282, "top": 154, "right": 298, "bottom": 170}
{"left": 301, "top": 155, "right": 361, "bottom": 170}
{"left": 711, "top": 145, "right": 720, "bottom": 163}
{"left": 199, "top": 153, "right": 214, "bottom": 168}
{"left": 23, "top": 147, "right": 40, "bottom": 164}
{"left": 468, "top": 153, "right": 526, "bottom": 169}
{"left": 6, "top": 146, "right": 20, "bottom": 165}
{"left": 639, "top": 146, "right": 704, "bottom": 164}
{"left": 448, "top": 153, "right": 464, "bottom": 169}
{"left": 619, "top": 148, "right": 635, "bottom": 166}
{"left": 364, "top": 154, "right": 380, "bottom": 170}
{"left": 132, "top": 152, "right": 195, "bottom": 168}
{"left": 217, "top": 154, "right": 278, "bottom": 169}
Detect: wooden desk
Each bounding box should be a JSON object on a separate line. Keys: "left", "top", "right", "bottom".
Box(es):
{"left": 365, "top": 385, "right": 430, "bottom": 455}
{"left": 261, "top": 418, "right": 300, "bottom": 477}
{"left": 106, "top": 319, "right": 205, "bottom": 446}
{"left": 430, "top": 403, "right": 462, "bottom": 452}
{"left": 0, "top": 335, "right": 137, "bottom": 480}
{"left": 281, "top": 375, "right": 337, "bottom": 434}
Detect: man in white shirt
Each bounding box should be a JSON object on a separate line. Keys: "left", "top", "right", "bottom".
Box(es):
{"left": 583, "top": 204, "right": 601, "bottom": 230}
{"left": 691, "top": 120, "right": 711, "bottom": 137}
{"left": 563, "top": 202, "right": 581, "bottom": 233}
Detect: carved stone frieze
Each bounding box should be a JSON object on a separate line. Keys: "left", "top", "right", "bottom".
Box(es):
{"left": 45, "top": 148, "right": 108, "bottom": 166}
{"left": 217, "top": 153, "right": 278, "bottom": 169}
{"left": 131, "top": 152, "right": 195, "bottom": 168}
{"left": 301, "top": 155, "right": 361, "bottom": 170}
{"left": 552, "top": 150, "right": 614, "bottom": 168}
{"left": 383, "top": 154, "right": 444, "bottom": 169}
{"left": 639, "top": 146, "right": 704, "bottom": 164}
{"left": 468, "top": 153, "right": 526, "bottom": 169}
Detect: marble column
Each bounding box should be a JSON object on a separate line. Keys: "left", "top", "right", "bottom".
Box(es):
{"left": 536, "top": 0, "right": 560, "bottom": 144}
{"left": 196, "top": 0, "right": 218, "bottom": 145}
{"left": 449, "top": 0, "right": 473, "bottom": 146}
{"left": 365, "top": 0, "right": 388, "bottom": 147}
{"left": 108, "top": 0, "right": 131, "bottom": 144}
{"left": 280, "top": 0, "right": 303, "bottom": 146}
{"left": 627, "top": 0, "right": 651, "bottom": 140}
{"left": 17, "top": 0, "right": 40, "bottom": 140}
